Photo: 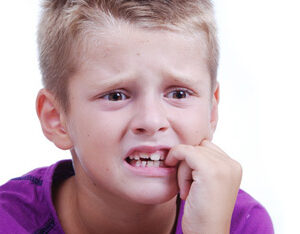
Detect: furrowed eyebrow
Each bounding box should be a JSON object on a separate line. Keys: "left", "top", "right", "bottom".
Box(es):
{"left": 97, "top": 79, "right": 132, "bottom": 90}
{"left": 162, "top": 70, "right": 203, "bottom": 88}
{"left": 88, "top": 73, "right": 136, "bottom": 91}
{"left": 85, "top": 69, "right": 205, "bottom": 98}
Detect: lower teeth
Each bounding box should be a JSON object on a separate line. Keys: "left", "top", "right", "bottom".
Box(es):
{"left": 131, "top": 160, "right": 165, "bottom": 168}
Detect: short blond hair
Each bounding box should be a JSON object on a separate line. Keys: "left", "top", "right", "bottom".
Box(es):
{"left": 38, "top": 0, "right": 219, "bottom": 113}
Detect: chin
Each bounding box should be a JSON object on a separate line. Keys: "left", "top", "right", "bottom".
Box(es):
{"left": 126, "top": 182, "right": 179, "bottom": 205}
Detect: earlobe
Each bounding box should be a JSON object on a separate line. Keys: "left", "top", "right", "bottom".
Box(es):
{"left": 36, "top": 89, "right": 73, "bottom": 150}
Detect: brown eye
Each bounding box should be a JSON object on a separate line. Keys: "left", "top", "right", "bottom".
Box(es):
{"left": 102, "top": 92, "right": 128, "bottom": 101}
{"left": 172, "top": 90, "right": 187, "bottom": 99}
{"left": 166, "top": 89, "right": 191, "bottom": 99}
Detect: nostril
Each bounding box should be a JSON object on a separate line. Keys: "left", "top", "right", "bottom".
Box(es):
{"left": 158, "top": 127, "right": 167, "bottom": 132}
{"left": 133, "top": 126, "right": 167, "bottom": 135}
{"left": 135, "top": 128, "right": 146, "bottom": 134}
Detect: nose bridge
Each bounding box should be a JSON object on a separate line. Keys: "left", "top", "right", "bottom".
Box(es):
{"left": 130, "top": 92, "right": 169, "bottom": 135}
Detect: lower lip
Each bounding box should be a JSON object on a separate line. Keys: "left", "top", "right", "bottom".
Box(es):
{"left": 123, "top": 161, "right": 177, "bottom": 177}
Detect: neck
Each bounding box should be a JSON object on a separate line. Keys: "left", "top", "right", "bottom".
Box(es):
{"left": 54, "top": 171, "right": 178, "bottom": 234}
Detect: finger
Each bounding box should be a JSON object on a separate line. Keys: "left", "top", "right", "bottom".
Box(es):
{"left": 165, "top": 145, "right": 199, "bottom": 170}
{"left": 177, "top": 160, "right": 193, "bottom": 200}
{"left": 200, "top": 140, "right": 225, "bottom": 155}
{"left": 200, "top": 141, "right": 233, "bottom": 164}
{"left": 165, "top": 144, "right": 187, "bottom": 166}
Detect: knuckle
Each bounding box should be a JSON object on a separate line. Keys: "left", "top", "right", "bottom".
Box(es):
{"left": 232, "top": 160, "right": 243, "bottom": 176}
{"left": 229, "top": 160, "right": 243, "bottom": 184}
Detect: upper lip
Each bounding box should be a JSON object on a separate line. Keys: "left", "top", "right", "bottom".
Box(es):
{"left": 125, "top": 145, "right": 171, "bottom": 159}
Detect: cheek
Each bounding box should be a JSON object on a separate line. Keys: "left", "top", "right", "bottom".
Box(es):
{"left": 74, "top": 110, "right": 133, "bottom": 163}
{"left": 70, "top": 115, "right": 122, "bottom": 179}
{"left": 170, "top": 107, "right": 211, "bottom": 145}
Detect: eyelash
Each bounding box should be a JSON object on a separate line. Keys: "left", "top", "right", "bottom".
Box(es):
{"left": 100, "top": 88, "right": 193, "bottom": 102}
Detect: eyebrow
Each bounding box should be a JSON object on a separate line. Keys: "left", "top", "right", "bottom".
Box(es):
{"left": 87, "top": 72, "right": 137, "bottom": 91}
{"left": 162, "top": 70, "right": 204, "bottom": 88}
{"left": 87, "top": 69, "right": 204, "bottom": 94}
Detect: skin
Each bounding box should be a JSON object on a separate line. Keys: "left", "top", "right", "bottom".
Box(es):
{"left": 36, "top": 25, "right": 242, "bottom": 234}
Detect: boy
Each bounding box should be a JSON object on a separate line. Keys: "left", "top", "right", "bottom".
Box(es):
{"left": 0, "top": 0, "right": 273, "bottom": 233}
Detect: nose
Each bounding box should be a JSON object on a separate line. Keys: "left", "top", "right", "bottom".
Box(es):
{"left": 130, "top": 98, "right": 170, "bottom": 136}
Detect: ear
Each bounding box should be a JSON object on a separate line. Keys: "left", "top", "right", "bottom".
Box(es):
{"left": 209, "top": 82, "right": 220, "bottom": 139}
{"left": 36, "top": 89, "right": 73, "bottom": 150}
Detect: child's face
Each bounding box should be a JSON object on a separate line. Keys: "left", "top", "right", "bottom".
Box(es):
{"left": 63, "top": 26, "right": 218, "bottom": 204}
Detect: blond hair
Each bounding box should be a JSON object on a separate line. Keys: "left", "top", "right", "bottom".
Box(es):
{"left": 38, "top": 0, "right": 219, "bottom": 113}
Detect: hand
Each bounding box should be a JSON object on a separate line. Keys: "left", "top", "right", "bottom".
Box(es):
{"left": 165, "top": 140, "right": 242, "bottom": 234}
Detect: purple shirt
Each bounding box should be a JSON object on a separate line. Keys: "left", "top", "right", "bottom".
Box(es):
{"left": 0, "top": 160, "right": 274, "bottom": 233}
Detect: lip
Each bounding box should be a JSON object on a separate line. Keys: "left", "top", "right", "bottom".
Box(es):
{"left": 123, "top": 145, "right": 177, "bottom": 177}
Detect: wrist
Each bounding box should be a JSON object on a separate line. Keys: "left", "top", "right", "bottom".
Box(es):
{"left": 182, "top": 220, "right": 230, "bottom": 234}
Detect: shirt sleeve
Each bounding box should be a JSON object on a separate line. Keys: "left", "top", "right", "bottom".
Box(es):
{"left": 230, "top": 190, "right": 274, "bottom": 234}
{"left": 240, "top": 204, "right": 274, "bottom": 234}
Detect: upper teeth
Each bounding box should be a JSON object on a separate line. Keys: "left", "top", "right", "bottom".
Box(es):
{"left": 129, "top": 152, "right": 165, "bottom": 161}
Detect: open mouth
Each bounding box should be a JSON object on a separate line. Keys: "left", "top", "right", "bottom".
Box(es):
{"left": 125, "top": 150, "right": 168, "bottom": 168}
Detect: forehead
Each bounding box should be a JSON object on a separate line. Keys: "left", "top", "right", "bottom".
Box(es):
{"left": 74, "top": 24, "right": 210, "bottom": 88}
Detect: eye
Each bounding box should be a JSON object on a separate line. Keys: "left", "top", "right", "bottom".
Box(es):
{"left": 101, "top": 91, "right": 129, "bottom": 101}
{"left": 165, "top": 89, "right": 192, "bottom": 99}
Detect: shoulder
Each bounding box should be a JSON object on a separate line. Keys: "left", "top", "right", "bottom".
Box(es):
{"left": 230, "top": 189, "right": 274, "bottom": 234}
{"left": 0, "top": 160, "right": 72, "bottom": 233}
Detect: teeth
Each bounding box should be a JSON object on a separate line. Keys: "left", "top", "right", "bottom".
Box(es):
{"left": 130, "top": 158, "right": 166, "bottom": 168}
{"left": 140, "top": 153, "right": 149, "bottom": 159}
{"left": 150, "top": 153, "right": 160, "bottom": 161}
{"left": 136, "top": 160, "right": 141, "bottom": 167}
{"left": 147, "top": 161, "right": 154, "bottom": 167}
{"left": 129, "top": 152, "right": 165, "bottom": 161}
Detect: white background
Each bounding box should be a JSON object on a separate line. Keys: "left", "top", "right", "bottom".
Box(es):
{"left": 0, "top": 1, "right": 299, "bottom": 233}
